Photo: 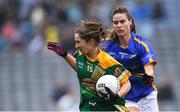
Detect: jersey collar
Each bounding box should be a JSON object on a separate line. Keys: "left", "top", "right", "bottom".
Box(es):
{"left": 86, "top": 48, "right": 102, "bottom": 62}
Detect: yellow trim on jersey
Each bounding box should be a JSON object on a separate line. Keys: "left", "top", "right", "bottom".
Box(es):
{"left": 148, "top": 58, "right": 157, "bottom": 65}
{"left": 118, "top": 71, "right": 132, "bottom": 85}
{"left": 114, "top": 105, "right": 129, "bottom": 112}
{"left": 134, "top": 37, "right": 150, "bottom": 52}
{"left": 87, "top": 49, "right": 131, "bottom": 84}
{"left": 149, "top": 58, "right": 153, "bottom": 63}
{"left": 134, "top": 73, "right": 144, "bottom": 78}
{"left": 152, "top": 83, "right": 158, "bottom": 91}
{"left": 134, "top": 37, "right": 157, "bottom": 66}
{"left": 86, "top": 49, "right": 120, "bottom": 69}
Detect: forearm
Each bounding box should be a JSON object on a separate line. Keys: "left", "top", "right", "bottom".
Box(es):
{"left": 64, "top": 54, "right": 77, "bottom": 71}
{"left": 118, "top": 80, "right": 131, "bottom": 97}
{"left": 144, "top": 63, "right": 155, "bottom": 77}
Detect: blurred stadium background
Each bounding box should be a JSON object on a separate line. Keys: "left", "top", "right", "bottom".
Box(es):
{"left": 0, "top": 0, "right": 179, "bottom": 111}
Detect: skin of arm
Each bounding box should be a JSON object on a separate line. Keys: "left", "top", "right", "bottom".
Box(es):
{"left": 118, "top": 80, "right": 131, "bottom": 97}
{"left": 64, "top": 54, "right": 77, "bottom": 71}
{"left": 144, "top": 63, "right": 155, "bottom": 78}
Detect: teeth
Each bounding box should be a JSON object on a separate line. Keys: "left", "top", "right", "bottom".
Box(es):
{"left": 119, "top": 30, "right": 123, "bottom": 33}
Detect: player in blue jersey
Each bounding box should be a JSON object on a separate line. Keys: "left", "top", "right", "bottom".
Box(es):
{"left": 103, "top": 6, "right": 159, "bottom": 112}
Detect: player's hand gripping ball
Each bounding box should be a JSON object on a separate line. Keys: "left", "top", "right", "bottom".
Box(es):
{"left": 96, "top": 75, "right": 120, "bottom": 101}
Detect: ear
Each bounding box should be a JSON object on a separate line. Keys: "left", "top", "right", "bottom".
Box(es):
{"left": 88, "top": 39, "right": 96, "bottom": 46}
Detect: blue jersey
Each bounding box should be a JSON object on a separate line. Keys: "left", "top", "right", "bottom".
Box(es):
{"left": 103, "top": 33, "right": 157, "bottom": 102}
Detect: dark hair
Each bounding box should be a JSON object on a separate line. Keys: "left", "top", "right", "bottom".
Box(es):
{"left": 112, "top": 6, "right": 136, "bottom": 33}
{"left": 75, "top": 20, "right": 105, "bottom": 44}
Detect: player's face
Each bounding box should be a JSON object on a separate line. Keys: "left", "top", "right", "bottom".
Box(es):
{"left": 112, "top": 13, "right": 132, "bottom": 37}
{"left": 74, "top": 33, "right": 93, "bottom": 55}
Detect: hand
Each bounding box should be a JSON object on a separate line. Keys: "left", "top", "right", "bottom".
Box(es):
{"left": 47, "top": 42, "right": 67, "bottom": 57}
{"left": 105, "top": 87, "right": 119, "bottom": 103}
{"left": 98, "top": 87, "right": 119, "bottom": 104}
{"left": 143, "top": 73, "right": 154, "bottom": 85}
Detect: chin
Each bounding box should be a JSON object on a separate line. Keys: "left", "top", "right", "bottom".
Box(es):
{"left": 118, "top": 33, "right": 125, "bottom": 37}
{"left": 80, "top": 51, "right": 86, "bottom": 55}
{"left": 116, "top": 31, "right": 125, "bottom": 36}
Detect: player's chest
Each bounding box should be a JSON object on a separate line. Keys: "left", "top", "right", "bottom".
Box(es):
{"left": 77, "top": 60, "right": 97, "bottom": 78}
{"left": 77, "top": 59, "right": 106, "bottom": 80}
{"left": 108, "top": 49, "right": 137, "bottom": 61}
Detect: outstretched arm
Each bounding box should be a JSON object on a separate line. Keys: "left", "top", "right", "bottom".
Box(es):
{"left": 64, "top": 54, "right": 76, "bottom": 71}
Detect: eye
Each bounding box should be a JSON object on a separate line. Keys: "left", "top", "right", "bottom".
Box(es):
{"left": 113, "top": 19, "right": 127, "bottom": 25}
{"left": 75, "top": 40, "right": 80, "bottom": 44}
{"left": 113, "top": 20, "right": 119, "bottom": 25}
{"left": 120, "top": 19, "right": 126, "bottom": 23}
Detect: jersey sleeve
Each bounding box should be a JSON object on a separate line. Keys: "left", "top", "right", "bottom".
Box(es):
{"left": 139, "top": 39, "right": 157, "bottom": 66}
{"left": 106, "top": 64, "right": 132, "bottom": 85}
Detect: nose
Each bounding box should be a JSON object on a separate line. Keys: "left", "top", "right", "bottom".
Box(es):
{"left": 117, "top": 22, "right": 122, "bottom": 27}
{"left": 75, "top": 43, "right": 78, "bottom": 48}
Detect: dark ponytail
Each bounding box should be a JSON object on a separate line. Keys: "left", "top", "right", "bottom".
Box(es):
{"left": 130, "top": 17, "right": 136, "bottom": 33}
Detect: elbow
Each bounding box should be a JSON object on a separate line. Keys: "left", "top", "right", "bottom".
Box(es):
{"left": 118, "top": 80, "right": 131, "bottom": 97}
{"left": 126, "top": 80, "right": 131, "bottom": 92}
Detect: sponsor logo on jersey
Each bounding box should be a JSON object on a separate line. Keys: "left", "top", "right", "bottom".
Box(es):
{"left": 89, "top": 102, "right": 96, "bottom": 106}
{"left": 82, "top": 78, "right": 96, "bottom": 91}
{"left": 118, "top": 52, "right": 128, "bottom": 55}
{"left": 108, "top": 52, "right": 116, "bottom": 56}
{"left": 130, "top": 54, "right": 136, "bottom": 58}
{"left": 114, "top": 67, "right": 122, "bottom": 77}
{"left": 78, "top": 61, "right": 84, "bottom": 68}
{"left": 146, "top": 52, "right": 153, "bottom": 59}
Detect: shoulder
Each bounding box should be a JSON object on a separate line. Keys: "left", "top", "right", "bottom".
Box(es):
{"left": 103, "top": 40, "right": 114, "bottom": 46}
{"left": 131, "top": 33, "right": 152, "bottom": 52}
{"left": 98, "top": 50, "right": 120, "bottom": 69}
{"left": 132, "top": 33, "right": 148, "bottom": 43}
{"left": 102, "top": 40, "right": 118, "bottom": 51}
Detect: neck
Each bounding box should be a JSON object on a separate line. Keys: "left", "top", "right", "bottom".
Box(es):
{"left": 86, "top": 47, "right": 100, "bottom": 58}
{"left": 118, "top": 33, "right": 131, "bottom": 48}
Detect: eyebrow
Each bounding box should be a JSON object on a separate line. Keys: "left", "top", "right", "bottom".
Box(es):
{"left": 113, "top": 18, "right": 127, "bottom": 21}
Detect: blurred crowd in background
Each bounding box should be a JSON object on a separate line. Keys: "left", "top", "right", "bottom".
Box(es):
{"left": 0, "top": 0, "right": 165, "bottom": 53}
{"left": 0, "top": 0, "right": 178, "bottom": 111}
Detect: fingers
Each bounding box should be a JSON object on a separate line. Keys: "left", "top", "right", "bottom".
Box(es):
{"left": 98, "top": 91, "right": 108, "bottom": 100}
{"left": 47, "top": 42, "right": 58, "bottom": 47}
{"left": 47, "top": 42, "right": 59, "bottom": 51}
{"left": 98, "top": 91, "right": 107, "bottom": 97}
{"left": 46, "top": 41, "right": 67, "bottom": 57}
{"left": 47, "top": 41, "right": 58, "bottom": 45}
{"left": 47, "top": 42, "right": 61, "bottom": 50}
{"left": 104, "top": 86, "right": 111, "bottom": 93}
{"left": 47, "top": 47, "right": 54, "bottom": 50}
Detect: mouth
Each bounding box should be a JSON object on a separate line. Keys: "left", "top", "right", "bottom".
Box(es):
{"left": 117, "top": 29, "right": 124, "bottom": 34}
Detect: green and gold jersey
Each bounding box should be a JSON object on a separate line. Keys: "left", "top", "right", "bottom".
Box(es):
{"left": 76, "top": 49, "right": 131, "bottom": 106}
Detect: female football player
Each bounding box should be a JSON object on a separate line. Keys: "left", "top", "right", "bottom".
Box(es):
{"left": 47, "top": 20, "right": 132, "bottom": 111}
{"left": 103, "top": 6, "right": 159, "bottom": 112}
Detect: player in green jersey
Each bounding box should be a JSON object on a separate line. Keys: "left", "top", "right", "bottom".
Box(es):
{"left": 47, "top": 20, "right": 132, "bottom": 111}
